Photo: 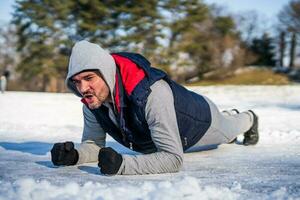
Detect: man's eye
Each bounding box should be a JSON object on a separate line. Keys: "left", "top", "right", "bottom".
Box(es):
{"left": 72, "top": 80, "right": 80, "bottom": 85}
{"left": 85, "top": 76, "right": 93, "bottom": 81}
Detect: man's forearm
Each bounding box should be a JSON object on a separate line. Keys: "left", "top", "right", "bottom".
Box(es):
{"left": 77, "top": 140, "right": 101, "bottom": 164}
{"left": 118, "top": 151, "right": 183, "bottom": 175}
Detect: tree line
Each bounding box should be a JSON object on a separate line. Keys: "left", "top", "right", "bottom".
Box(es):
{"left": 0, "top": 0, "right": 299, "bottom": 91}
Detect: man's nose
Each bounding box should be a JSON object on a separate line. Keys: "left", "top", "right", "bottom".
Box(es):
{"left": 78, "top": 81, "right": 90, "bottom": 93}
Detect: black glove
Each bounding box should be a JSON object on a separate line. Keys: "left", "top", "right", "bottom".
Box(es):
{"left": 51, "top": 141, "right": 79, "bottom": 166}
{"left": 98, "top": 147, "right": 123, "bottom": 175}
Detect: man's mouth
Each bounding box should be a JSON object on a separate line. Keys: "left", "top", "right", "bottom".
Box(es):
{"left": 83, "top": 94, "right": 94, "bottom": 104}
{"left": 84, "top": 94, "right": 93, "bottom": 98}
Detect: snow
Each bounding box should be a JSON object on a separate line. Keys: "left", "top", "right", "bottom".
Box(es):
{"left": 0, "top": 86, "right": 300, "bottom": 200}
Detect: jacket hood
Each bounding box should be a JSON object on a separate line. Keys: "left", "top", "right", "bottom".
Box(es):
{"left": 66, "top": 40, "right": 116, "bottom": 101}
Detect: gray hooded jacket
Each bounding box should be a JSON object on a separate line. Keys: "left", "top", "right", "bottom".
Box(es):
{"left": 66, "top": 40, "right": 183, "bottom": 175}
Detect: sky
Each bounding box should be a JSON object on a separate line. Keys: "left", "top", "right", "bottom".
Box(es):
{"left": 0, "top": 0, "right": 15, "bottom": 24}
{"left": 204, "top": 0, "right": 288, "bottom": 19}
{"left": 0, "top": 0, "right": 289, "bottom": 24}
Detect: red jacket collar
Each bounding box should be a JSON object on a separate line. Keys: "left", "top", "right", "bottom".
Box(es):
{"left": 81, "top": 54, "right": 146, "bottom": 113}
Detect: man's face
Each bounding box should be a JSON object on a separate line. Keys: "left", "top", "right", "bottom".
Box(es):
{"left": 72, "top": 71, "right": 110, "bottom": 109}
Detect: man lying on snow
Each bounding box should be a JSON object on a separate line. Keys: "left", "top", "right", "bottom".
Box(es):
{"left": 51, "top": 40, "right": 259, "bottom": 175}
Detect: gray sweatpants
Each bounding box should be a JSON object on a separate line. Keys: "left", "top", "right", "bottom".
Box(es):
{"left": 188, "top": 96, "right": 253, "bottom": 151}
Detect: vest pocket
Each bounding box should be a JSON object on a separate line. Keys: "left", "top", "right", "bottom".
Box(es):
{"left": 177, "top": 110, "right": 210, "bottom": 150}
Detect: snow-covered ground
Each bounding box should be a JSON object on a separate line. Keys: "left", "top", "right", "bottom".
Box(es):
{"left": 0, "top": 86, "right": 299, "bottom": 200}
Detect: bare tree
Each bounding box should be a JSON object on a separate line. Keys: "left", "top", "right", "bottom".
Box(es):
{"left": 289, "top": 32, "right": 297, "bottom": 68}
{"left": 278, "top": 0, "right": 300, "bottom": 33}
{"left": 0, "top": 23, "right": 18, "bottom": 78}
{"left": 278, "top": 0, "right": 300, "bottom": 68}
{"left": 234, "top": 11, "right": 270, "bottom": 45}
{"left": 279, "top": 31, "right": 286, "bottom": 67}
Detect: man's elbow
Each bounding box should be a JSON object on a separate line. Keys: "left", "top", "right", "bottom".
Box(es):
{"left": 172, "top": 153, "right": 184, "bottom": 172}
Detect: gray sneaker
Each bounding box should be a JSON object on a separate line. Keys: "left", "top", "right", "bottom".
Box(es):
{"left": 243, "top": 110, "right": 259, "bottom": 145}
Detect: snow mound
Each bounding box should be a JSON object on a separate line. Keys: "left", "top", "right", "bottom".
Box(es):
{"left": 0, "top": 177, "right": 233, "bottom": 200}
{"left": 0, "top": 177, "right": 239, "bottom": 200}
{"left": 0, "top": 176, "right": 295, "bottom": 200}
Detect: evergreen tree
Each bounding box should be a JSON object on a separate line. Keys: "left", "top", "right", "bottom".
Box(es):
{"left": 13, "top": 0, "right": 74, "bottom": 91}
{"left": 113, "top": 0, "right": 163, "bottom": 57}
{"left": 162, "top": 0, "right": 212, "bottom": 74}
{"left": 250, "top": 33, "right": 276, "bottom": 66}
{"left": 12, "top": 0, "right": 162, "bottom": 91}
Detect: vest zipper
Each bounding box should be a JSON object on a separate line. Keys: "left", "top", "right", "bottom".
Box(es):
{"left": 120, "top": 130, "right": 126, "bottom": 144}
{"left": 129, "top": 142, "right": 133, "bottom": 150}
{"left": 120, "top": 127, "right": 132, "bottom": 150}
{"left": 184, "top": 137, "right": 188, "bottom": 146}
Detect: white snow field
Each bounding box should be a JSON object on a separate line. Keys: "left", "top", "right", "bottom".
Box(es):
{"left": 0, "top": 85, "right": 299, "bottom": 200}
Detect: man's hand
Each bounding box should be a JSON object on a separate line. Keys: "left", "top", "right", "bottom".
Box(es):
{"left": 51, "top": 141, "right": 79, "bottom": 166}
{"left": 98, "top": 147, "right": 123, "bottom": 175}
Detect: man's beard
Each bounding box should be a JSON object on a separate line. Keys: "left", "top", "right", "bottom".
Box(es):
{"left": 88, "top": 98, "right": 102, "bottom": 109}
{"left": 83, "top": 92, "right": 107, "bottom": 110}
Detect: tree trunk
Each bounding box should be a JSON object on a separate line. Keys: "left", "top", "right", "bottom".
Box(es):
{"left": 279, "top": 31, "right": 286, "bottom": 67}
{"left": 289, "top": 32, "right": 296, "bottom": 68}
{"left": 42, "top": 74, "right": 49, "bottom": 92}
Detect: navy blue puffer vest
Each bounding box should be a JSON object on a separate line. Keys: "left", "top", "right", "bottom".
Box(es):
{"left": 89, "top": 52, "right": 211, "bottom": 153}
